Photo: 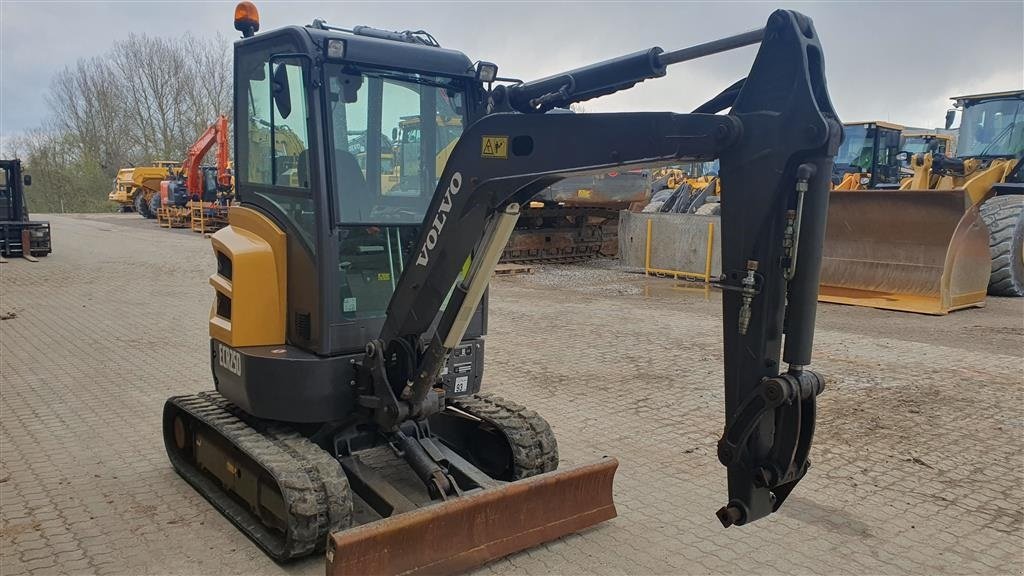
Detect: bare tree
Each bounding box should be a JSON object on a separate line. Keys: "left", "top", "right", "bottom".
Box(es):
{"left": 20, "top": 31, "right": 233, "bottom": 213}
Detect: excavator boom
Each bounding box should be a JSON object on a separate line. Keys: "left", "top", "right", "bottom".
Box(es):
{"left": 339, "top": 10, "right": 839, "bottom": 573}
{"left": 182, "top": 115, "right": 231, "bottom": 196}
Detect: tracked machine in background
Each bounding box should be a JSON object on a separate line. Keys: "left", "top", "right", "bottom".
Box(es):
{"left": 0, "top": 159, "right": 51, "bottom": 262}
{"left": 820, "top": 90, "right": 1024, "bottom": 314}
{"left": 163, "top": 3, "right": 840, "bottom": 574}
{"left": 505, "top": 169, "right": 651, "bottom": 262}
{"left": 152, "top": 115, "right": 234, "bottom": 229}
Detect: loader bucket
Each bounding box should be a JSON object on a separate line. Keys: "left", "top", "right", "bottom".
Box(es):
{"left": 326, "top": 458, "right": 618, "bottom": 576}
{"left": 819, "top": 189, "right": 991, "bottom": 315}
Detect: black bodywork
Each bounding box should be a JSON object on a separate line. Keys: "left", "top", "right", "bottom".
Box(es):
{"left": 0, "top": 159, "right": 52, "bottom": 258}
{"left": 219, "top": 9, "right": 840, "bottom": 529}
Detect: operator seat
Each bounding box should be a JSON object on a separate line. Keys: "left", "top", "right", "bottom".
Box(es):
{"left": 335, "top": 150, "right": 374, "bottom": 221}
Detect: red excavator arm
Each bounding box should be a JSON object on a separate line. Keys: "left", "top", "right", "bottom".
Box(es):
{"left": 182, "top": 115, "right": 231, "bottom": 197}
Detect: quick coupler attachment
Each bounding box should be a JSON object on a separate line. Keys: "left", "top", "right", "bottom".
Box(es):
{"left": 716, "top": 368, "right": 824, "bottom": 527}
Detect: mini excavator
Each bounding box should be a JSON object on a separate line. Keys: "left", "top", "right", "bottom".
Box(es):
{"left": 163, "top": 3, "right": 841, "bottom": 574}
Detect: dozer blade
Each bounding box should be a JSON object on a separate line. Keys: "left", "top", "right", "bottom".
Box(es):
{"left": 819, "top": 189, "right": 991, "bottom": 315}
{"left": 326, "top": 458, "right": 618, "bottom": 576}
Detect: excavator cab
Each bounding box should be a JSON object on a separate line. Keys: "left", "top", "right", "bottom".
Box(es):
{"left": 225, "top": 24, "right": 484, "bottom": 356}
{"left": 164, "top": 4, "right": 841, "bottom": 574}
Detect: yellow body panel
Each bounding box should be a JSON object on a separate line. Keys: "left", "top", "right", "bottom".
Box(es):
{"left": 108, "top": 163, "right": 181, "bottom": 205}
{"left": 833, "top": 172, "right": 870, "bottom": 190}
{"left": 208, "top": 206, "right": 287, "bottom": 347}
{"left": 900, "top": 154, "right": 1018, "bottom": 205}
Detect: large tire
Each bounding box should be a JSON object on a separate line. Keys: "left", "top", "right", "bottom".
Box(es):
{"left": 979, "top": 194, "right": 1024, "bottom": 297}
{"left": 133, "top": 190, "right": 152, "bottom": 219}
{"left": 148, "top": 193, "right": 161, "bottom": 219}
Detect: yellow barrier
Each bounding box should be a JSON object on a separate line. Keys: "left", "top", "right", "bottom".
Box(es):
{"left": 643, "top": 218, "right": 715, "bottom": 282}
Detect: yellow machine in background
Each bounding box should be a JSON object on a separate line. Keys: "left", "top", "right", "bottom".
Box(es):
{"left": 108, "top": 161, "right": 181, "bottom": 218}
{"left": 820, "top": 90, "right": 1024, "bottom": 314}
{"left": 248, "top": 121, "right": 307, "bottom": 187}
{"left": 902, "top": 131, "right": 956, "bottom": 157}
{"left": 831, "top": 121, "right": 905, "bottom": 190}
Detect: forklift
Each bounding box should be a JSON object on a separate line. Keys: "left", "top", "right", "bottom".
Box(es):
{"left": 0, "top": 159, "right": 51, "bottom": 262}
{"left": 162, "top": 3, "right": 841, "bottom": 574}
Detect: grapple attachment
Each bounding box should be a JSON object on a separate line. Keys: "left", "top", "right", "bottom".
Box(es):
{"left": 326, "top": 459, "right": 618, "bottom": 576}
{"left": 819, "top": 189, "right": 991, "bottom": 314}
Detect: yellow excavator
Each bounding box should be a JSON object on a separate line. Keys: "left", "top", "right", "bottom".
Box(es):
{"left": 820, "top": 90, "right": 1024, "bottom": 314}
{"left": 162, "top": 3, "right": 841, "bottom": 574}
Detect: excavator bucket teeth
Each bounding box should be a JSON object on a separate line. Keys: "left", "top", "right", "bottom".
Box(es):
{"left": 819, "top": 189, "right": 991, "bottom": 314}
{"left": 326, "top": 459, "right": 618, "bottom": 576}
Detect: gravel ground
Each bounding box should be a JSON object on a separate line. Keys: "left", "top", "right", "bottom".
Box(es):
{"left": 1, "top": 213, "right": 1022, "bottom": 576}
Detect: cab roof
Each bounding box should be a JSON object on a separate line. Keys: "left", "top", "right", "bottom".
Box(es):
{"left": 239, "top": 25, "right": 476, "bottom": 80}
{"left": 950, "top": 90, "right": 1024, "bottom": 104}
{"left": 843, "top": 121, "right": 905, "bottom": 131}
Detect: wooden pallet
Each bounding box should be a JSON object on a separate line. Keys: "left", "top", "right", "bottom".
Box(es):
{"left": 190, "top": 203, "right": 229, "bottom": 234}
{"left": 493, "top": 263, "right": 534, "bottom": 276}
{"left": 157, "top": 207, "right": 191, "bottom": 228}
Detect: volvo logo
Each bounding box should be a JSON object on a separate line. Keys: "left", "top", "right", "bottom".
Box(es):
{"left": 416, "top": 172, "right": 462, "bottom": 266}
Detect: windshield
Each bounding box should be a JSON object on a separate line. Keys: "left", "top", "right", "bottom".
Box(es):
{"left": 836, "top": 125, "right": 874, "bottom": 170}
{"left": 326, "top": 65, "right": 465, "bottom": 225}
{"left": 957, "top": 98, "right": 1024, "bottom": 158}
{"left": 903, "top": 136, "right": 931, "bottom": 155}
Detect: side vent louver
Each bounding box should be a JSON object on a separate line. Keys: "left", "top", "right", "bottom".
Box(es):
{"left": 295, "top": 312, "right": 311, "bottom": 341}
{"left": 216, "top": 250, "right": 233, "bottom": 280}
{"left": 216, "top": 292, "right": 232, "bottom": 320}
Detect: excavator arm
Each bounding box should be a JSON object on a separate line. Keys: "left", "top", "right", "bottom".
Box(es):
{"left": 182, "top": 114, "right": 231, "bottom": 196}
{"left": 366, "top": 8, "right": 840, "bottom": 528}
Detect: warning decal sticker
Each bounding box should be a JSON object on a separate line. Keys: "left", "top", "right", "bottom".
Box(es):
{"left": 481, "top": 136, "right": 508, "bottom": 159}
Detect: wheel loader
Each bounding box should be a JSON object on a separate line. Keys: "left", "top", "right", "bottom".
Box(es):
{"left": 820, "top": 90, "right": 1024, "bottom": 314}
{"left": 831, "top": 121, "right": 904, "bottom": 190}
{"left": 163, "top": 3, "right": 840, "bottom": 574}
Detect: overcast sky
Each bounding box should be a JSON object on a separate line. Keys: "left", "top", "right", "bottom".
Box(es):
{"left": 2, "top": 1, "right": 1022, "bottom": 146}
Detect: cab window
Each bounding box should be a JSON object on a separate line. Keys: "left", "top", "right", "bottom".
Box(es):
{"left": 325, "top": 64, "right": 465, "bottom": 225}
{"left": 236, "top": 43, "right": 315, "bottom": 248}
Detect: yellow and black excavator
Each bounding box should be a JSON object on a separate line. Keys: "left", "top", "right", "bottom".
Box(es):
{"left": 820, "top": 90, "right": 1024, "bottom": 314}
{"left": 162, "top": 3, "right": 841, "bottom": 574}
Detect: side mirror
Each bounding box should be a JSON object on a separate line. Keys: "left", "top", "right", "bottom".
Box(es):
{"left": 895, "top": 151, "right": 910, "bottom": 163}
{"left": 945, "top": 109, "right": 957, "bottom": 130}
{"left": 338, "top": 72, "right": 363, "bottom": 104}
{"left": 272, "top": 63, "right": 292, "bottom": 119}
{"left": 392, "top": 127, "right": 399, "bottom": 141}
{"left": 23, "top": 174, "right": 32, "bottom": 186}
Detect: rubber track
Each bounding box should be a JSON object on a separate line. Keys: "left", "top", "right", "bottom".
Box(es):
{"left": 980, "top": 195, "right": 1024, "bottom": 296}
{"left": 164, "top": 392, "right": 352, "bottom": 561}
{"left": 448, "top": 393, "right": 559, "bottom": 479}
